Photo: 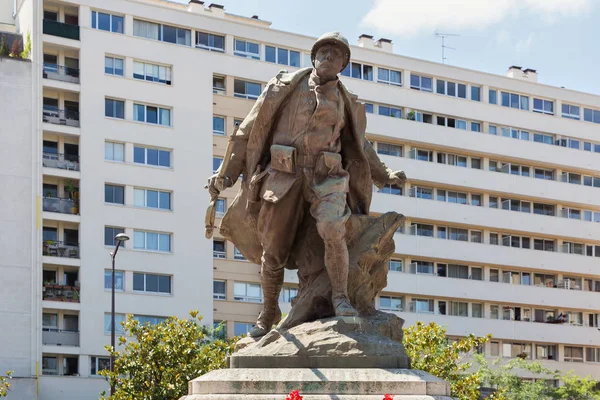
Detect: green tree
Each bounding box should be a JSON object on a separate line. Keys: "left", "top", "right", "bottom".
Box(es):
{"left": 100, "top": 311, "right": 237, "bottom": 400}
{"left": 403, "top": 321, "right": 490, "bottom": 400}
{"left": 475, "top": 355, "right": 600, "bottom": 400}
{"left": 20, "top": 33, "right": 31, "bottom": 59}
{"left": 0, "top": 371, "right": 13, "bottom": 398}
{"left": 0, "top": 35, "right": 9, "bottom": 56}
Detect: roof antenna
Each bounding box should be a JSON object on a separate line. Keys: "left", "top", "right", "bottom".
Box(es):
{"left": 434, "top": 31, "right": 460, "bottom": 64}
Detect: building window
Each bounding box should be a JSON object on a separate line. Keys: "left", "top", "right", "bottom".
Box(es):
{"left": 377, "top": 68, "right": 401, "bottom": 86}
{"left": 105, "top": 98, "right": 124, "bottom": 119}
{"left": 378, "top": 105, "right": 402, "bottom": 118}
{"left": 90, "top": 356, "right": 111, "bottom": 376}
{"left": 133, "top": 19, "right": 191, "bottom": 46}
{"left": 340, "top": 61, "right": 373, "bottom": 81}
{"left": 562, "top": 104, "right": 580, "bottom": 120}
{"left": 42, "top": 356, "right": 58, "bottom": 375}
{"left": 213, "top": 280, "right": 226, "bottom": 300}
{"left": 233, "top": 282, "right": 262, "bottom": 302}
{"left": 436, "top": 79, "right": 467, "bottom": 99}
{"left": 584, "top": 107, "right": 600, "bottom": 124}
{"left": 280, "top": 286, "right": 298, "bottom": 303}
{"left": 91, "top": 11, "right": 124, "bottom": 33}
{"left": 500, "top": 91, "right": 529, "bottom": 110}
{"left": 105, "top": 142, "right": 124, "bottom": 162}
{"left": 133, "top": 188, "right": 171, "bottom": 210}
{"left": 104, "top": 226, "right": 125, "bottom": 247}
{"left": 471, "top": 86, "right": 481, "bottom": 101}
{"left": 212, "top": 157, "right": 223, "bottom": 174}
{"left": 379, "top": 296, "right": 403, "bottom": 311}
{"left": 365, "top": 103, "right": 374, "bottom": 113}
{"left": 133, "top": 103, "right": 171, "bottom": 126}
{"left": 378, "top": 184, "right": 402, "bottom": 195}
{"left": 586, "top": 347, "right": 600, "bottom": 363}
{"left": 409, "top": 260, "right": 434, "bottom": 275}
{"left": 449, "top": 301, "right": 468, "bottom": 317}
{"left": 233, "top": 322, "right": 254, "bottom": 337}
{"left": 105, "top": 56, "right": 123, "bottom": 76}
{"left": 213, "top": 240, "right": 226, "bottom": 258}
{"left": 489, "top": 89, "right": 497, "bottom": 104}
{"left": 377, "top": 143, "right": 402, "bottom": 157}
{"left": 213, "top": 116, "right": 225, "bottom": 135}
{"left": 410, "top": 74, "right": 433, "bottom": 92}
{"left": 490, "top": 341, "right": 500, "bottom": 357}
{"left": 410, "top": 298, "right": 434, "bottom": 313}
{"left": 105, "top": 184, "right": 124, "bottom": 205}
{"left": 234, "top": 247, "right": 246, "bottom": 261}
{"left": 133, "top": 273, "right": 171, "bottom": 294}
{"left": 533, "top": 238, "right": 555, "bottom": 252}
{"left": 196, "top": 31, "right": 225, "bottom": 52}
{"left": 133, "top": 230, "right": 172, "bottom": 252}
{"left": 233, "top": 79, "right": 261, "bottom": 100}
{"left": 412, "top": 186, "right": 433, "bottom": 200}
{"left": 533, "top": 98, "right": 554, "bottom": 115}
{"left": 216, "top": 199, "right": 226, "bottom": 217}
{"left": 104, "top": 270, "right": 124, "bottom": 291}
{"left": 133, "top": 61, "right": 172, "bottom": 85}
{"left": 564, "top": 346, "right": 584, "bottom": 363}
{"left": 534, "top": 168, "right": 553, "bottom": 180}
{"left": 472, "top": 303, "right": 483, "bottom": 318}
{"left": 213, "top": 75, "right": 225, "bottom": 95}
{"left": 265, "top": 45, "right": 300, "bottom": 67}
{"left": 470, "top": 122, "right": 481, "bottom": 132}
{"left": 534, "top": 133, "right": 553, "bottom": 144}
{"left": 234, "top": 38, "right": 260, "bottom": 59}
{"left": 104, "top": 313, "right": 126, "bottom": 334}
{"left": 133, "top": 146, "right": 171, "bottom": 168}
{"left": 388, "top": 259, "right": 402, "bottom": 272}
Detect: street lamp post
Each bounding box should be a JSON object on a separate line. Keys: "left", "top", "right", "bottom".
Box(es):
{"left": 110, "top": 233, "right": 129, "bottom": 397}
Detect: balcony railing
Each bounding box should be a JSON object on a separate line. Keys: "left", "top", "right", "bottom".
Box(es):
{"left": 43, "top": 108, "right": 80, "bottom": 127}
{"left": 42, "top": 329, "right": 80, "bottom": 346}
{"left": 43, "top": 64, "right": 80, "bottom": 84}
{"left": 42, "top": 153, "right": 80, "bottom": 171}
{"left": 43, "top": 197, "right": 77, "bottom": 215}
{"left": 43, "top": 20, "right": 80, "bottom": 41}
{"left": 42, "top": 241, "right": 79, "bottom": 258}
{"left": 42, "top": 284, "right": 80, "bottom": 302}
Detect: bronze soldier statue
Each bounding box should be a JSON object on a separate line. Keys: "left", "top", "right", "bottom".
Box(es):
{"left": 207, "top": 32, "right": 406, "bottom": 338}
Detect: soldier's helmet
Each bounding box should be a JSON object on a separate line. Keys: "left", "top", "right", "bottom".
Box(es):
{"left": 311, "top": 32, "right": 351, "bottom": 72}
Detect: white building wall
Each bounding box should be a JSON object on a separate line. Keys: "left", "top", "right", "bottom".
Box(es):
{"left": 0, "top": 57, "right": 39, "bottom": 397}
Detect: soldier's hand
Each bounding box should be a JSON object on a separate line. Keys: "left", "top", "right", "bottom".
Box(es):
{"left": 388, "top": 170, "right": 407, "bottom": 187}
{"left": 206, "top": 174, "right": 231, "bottom": 197}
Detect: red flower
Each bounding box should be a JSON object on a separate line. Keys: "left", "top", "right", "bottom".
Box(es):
{"left": 383, "top": 395, "right": 394, "bottom": 400}
{"left": 286, "top": 390, "right": 303, "bottom": 400}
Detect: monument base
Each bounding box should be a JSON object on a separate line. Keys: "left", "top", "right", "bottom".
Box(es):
{"left": 180, "top": 368, "right": 452, "bottom": 399}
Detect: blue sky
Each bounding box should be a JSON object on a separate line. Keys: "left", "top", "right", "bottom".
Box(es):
{"left": 178, "top": 0, "right": 600, "bottom": 95}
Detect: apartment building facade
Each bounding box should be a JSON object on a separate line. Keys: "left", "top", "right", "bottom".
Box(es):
{"left": 2, "top": 0, "right": 600, "bottom": 398}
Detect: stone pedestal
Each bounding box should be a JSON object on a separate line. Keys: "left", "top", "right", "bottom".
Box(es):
{"left": 180, "top": 315, "right": 452, "bottom": 399}
{"left": 181, "top": 368, "right": 452, "bottom": 399}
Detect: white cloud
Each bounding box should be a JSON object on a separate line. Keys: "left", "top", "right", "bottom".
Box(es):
{"left": 361, "top": 0, "right": 592, "bottom": 37}
{"left": 515, "top": 32, "right": 535, "bottom": 52}
{"left": 496, "top": 29, "right": 511, "bottom": 45}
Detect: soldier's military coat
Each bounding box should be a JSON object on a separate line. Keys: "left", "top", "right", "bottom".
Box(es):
{"left": 218, "top": 67, "right": 392, "bottom": 265}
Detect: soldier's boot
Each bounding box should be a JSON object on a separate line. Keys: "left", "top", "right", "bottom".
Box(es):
{"left": 324, "top": 239, "right": 359, "bottom": 317}
{"left": 248, "top": 267, "right": 284, "bottom": 338}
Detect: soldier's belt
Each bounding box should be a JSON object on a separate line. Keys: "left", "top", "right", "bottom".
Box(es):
{"left": 270, "top": 145, "right": 339, "bottom": 172}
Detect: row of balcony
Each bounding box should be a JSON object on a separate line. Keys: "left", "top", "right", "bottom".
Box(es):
{"left": 43, "top": 197, "right": 78, "bottom": 215}
{"left": 43, "top": 108, "right": 79, "bottom": 127}
{"left": 43, "top": 19, "right": 79, "bottom": 41}
{"left": 43, "top": 241, "right": 79, "bottom": 259}
{"left": 43, "top": 284, "right": 80, "bottom": 303}
{"left": 42, "top": 329, "right": 79, "bottom": 347}
{"left": 43, "top": 152, "right": 79, "bottom": 171}
{"left": 43, "top": 64, "right": 79, "bottom": 84}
